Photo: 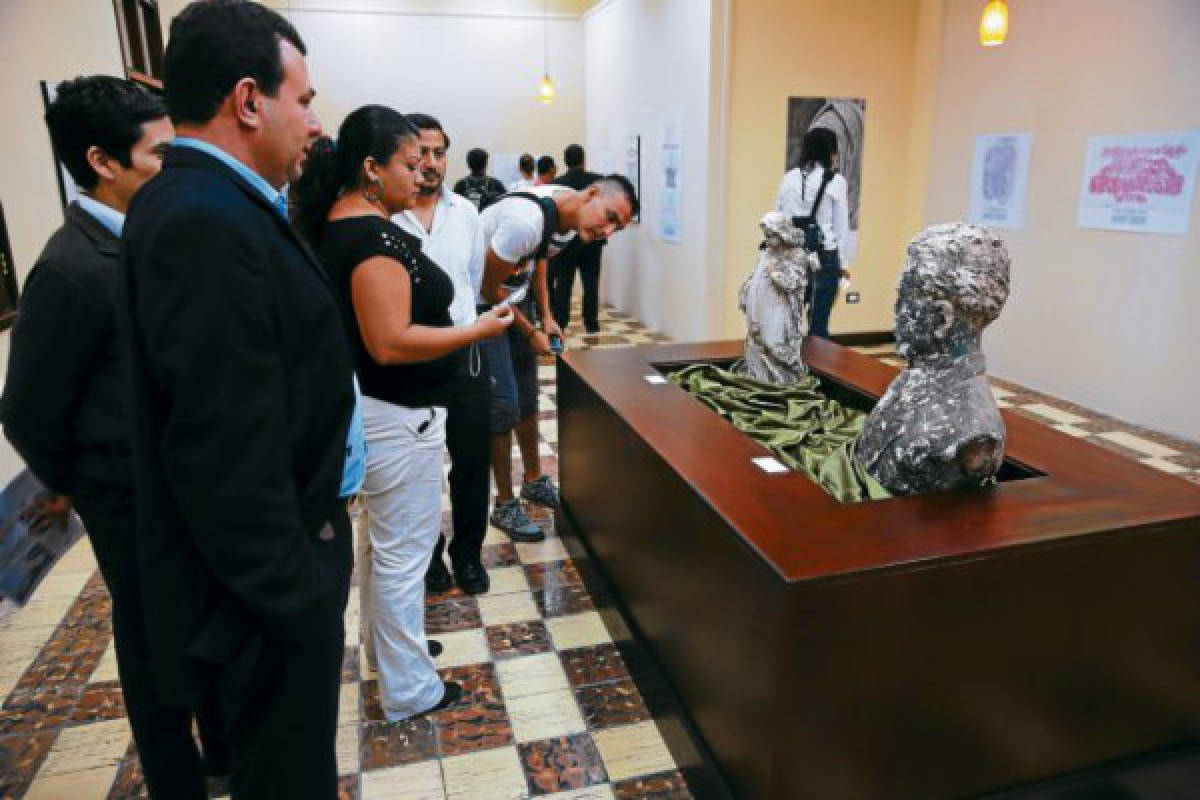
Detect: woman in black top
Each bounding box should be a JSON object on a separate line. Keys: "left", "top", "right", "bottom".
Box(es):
{"left": 294, "top": 106, "right": 511, "bottom": 722}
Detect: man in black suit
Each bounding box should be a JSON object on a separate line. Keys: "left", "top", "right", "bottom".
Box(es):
{"left": 550, "top": 143, "right": 606, "bottom": 333}
{"left": 1, "top": 76, "right": 226, "bottom": 800}
{"left": 117, "top": 2, "right": 353, "bottom": 798}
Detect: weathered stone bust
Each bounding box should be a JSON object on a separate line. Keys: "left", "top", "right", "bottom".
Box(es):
{"left": 856, "top": 222, "right": 1011, "bottom": 494}
{"left": 736, "top": 211, "right": 816, "bottom": 385}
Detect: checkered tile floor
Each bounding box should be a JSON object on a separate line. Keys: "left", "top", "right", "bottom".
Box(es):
{"left": 2, "top": 302, "right": 1198, "bottom": 799}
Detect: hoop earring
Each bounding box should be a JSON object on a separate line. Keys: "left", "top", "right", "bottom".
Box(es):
{"left": 363, "top": 176, "right": 385, "bottom": 206}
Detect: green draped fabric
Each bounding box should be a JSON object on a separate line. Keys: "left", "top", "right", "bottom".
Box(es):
{"left": 669, "top": 363, "right": 891, "bottom": 504}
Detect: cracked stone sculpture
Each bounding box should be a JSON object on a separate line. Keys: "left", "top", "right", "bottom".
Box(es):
{"left": 856, "top": 222, "right": 1011, "bottom": 494}
{"left": 736, "top": 211, "right": 817, "bottom": 385}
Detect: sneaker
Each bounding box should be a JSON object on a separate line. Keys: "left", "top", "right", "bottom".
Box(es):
{"left": 520, "top": 475, "right": 560, "bottom": 508}
{"left": 490, "top": 499, "right": 545, "bottom": 542}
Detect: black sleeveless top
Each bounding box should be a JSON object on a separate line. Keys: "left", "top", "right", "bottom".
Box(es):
{"left": 316, "top": 215, "right": 463, "bottom": 408}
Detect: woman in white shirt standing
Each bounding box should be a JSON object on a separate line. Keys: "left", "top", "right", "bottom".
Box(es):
{"left": 775, "top": 127, "right": 850, "bottom": 339}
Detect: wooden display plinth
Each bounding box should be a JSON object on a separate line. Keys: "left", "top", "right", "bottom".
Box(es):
{"left": 556, "top": 338, "right": 1200, "bottom": 799}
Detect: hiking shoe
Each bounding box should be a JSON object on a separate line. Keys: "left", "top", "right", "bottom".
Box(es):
{"left": 490, "top": 499, "right": 545, "bottom": 542}
{"left": 520, "top": 475, "right": 560, "bottom": 508}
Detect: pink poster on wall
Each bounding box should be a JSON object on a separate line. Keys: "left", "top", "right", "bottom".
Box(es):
{"left": 1077, "top": 131, "right": 1200, "bottom": 235}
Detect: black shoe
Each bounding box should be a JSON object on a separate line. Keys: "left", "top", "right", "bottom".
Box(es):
{"left": 453, "top": 561, "right": 490, "bottom": 595}
{"left": 205, "top": 774, "right": 231, "bottom": 798}
{"left": 425, "top": 681, "right": 463, "bottom": 714}
{"left": 425, "top": 559, "right": 453, "bottom": 593}
{"left": 428, "top": 639, "right": 443, "bottom": 658}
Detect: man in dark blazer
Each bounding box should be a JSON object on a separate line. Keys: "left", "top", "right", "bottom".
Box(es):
{"left": 550, "top": 143, "right": 607, "bottom": 333}
{"left": 117, "top": 2, "right": 353, "bottom": 798}
{"left": 1, "top": 76, "right": 225, "bottom": 800}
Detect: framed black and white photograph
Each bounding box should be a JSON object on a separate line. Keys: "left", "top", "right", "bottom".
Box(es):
{"left": 786, "top": 96, "right": 866, "bottom": 257}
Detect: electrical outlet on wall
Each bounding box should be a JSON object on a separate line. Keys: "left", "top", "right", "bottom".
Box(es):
{"left": 846, "top": 291, "right": 860, "bottom": 304}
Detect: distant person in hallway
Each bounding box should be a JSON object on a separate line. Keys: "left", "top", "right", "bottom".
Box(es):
{"left": 1, "top": 74, "right": 228, "bottom": 800}
{"left": 116, "top": 2, "right": 353, "bottom": 797}
{"left": 392, "top": 112, "right": 495, "bottom": 598}
{"left": 550, "top": 143, "right": 605, "bottom": 333}
{"left": 509, "top": 152, "right": 535, "bottom": 191}
{"left": 453, "top": 147, "right": 507, "bottom": 210}
{"left": 535, "top": 154, "right": 558, "bottom": 185}
{"left": 294, "top": 106, "right": 512, "bottom": 722}
{"left": 776, "top": 127, "right": 851, "bottom": 339}
{"left": 473, "top": 174, "right": 639, "bottom": 540}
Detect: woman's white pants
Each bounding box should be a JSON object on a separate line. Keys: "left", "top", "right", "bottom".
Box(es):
{"left": 359, "top": 396, "right": 446, "bottom": 721}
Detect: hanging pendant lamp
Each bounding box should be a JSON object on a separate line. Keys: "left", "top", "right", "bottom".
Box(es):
{"left": 979, "top": 0, "right": 1009, "bottom": 47}
{"left": 538, "top": 0, "right": 556, "bottom": 103}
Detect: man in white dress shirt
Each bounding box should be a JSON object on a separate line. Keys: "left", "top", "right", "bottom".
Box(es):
{"left": 393, "top": 113, "right": 493, "bottom": 596}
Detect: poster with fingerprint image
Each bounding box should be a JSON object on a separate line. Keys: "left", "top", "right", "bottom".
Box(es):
{"left": 1077, "top": 131, "right": 1200, "bottom": 235}
{"left": 967, "top": 132, "right": 1032, "bottom": 229}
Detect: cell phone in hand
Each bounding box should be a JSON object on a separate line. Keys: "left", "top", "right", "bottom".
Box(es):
{"left": 549, "top": 333, "right": 564, "bottom": 355}
{"left": 497, "top": 284, "right": 528, "bottom": 308}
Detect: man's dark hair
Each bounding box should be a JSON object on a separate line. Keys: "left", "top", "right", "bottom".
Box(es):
{"left": 466, "top": 147, "right": 488, "bottom": 173}
{"left": 407, "top": 112, "right": 450, "bottom": 149}
{"left": 44, "top": 76, "right": 167, "bottom": 191}
{"left": 598, "top": 173, "right": 640, "bottom": 218}
{"left": 518, "top": 153, "right": 534, "bottom": 174}
{"left": 164, "top": 0, "right": 307, "bottom": 126}
{"left": 564, "top": 143, "right": 585, "bottom": 169}
{"left": 536, "top": 155, "right": 556, "bottom": 176}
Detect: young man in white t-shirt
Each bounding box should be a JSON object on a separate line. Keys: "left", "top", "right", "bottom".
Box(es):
{"left": 473, "top": 176, "right": 638, "bottom": 538}
{"left": 508, "top": 153, "right": 535, "bottom": 191}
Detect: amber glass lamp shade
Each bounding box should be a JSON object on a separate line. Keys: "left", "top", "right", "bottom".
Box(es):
{"left": 980, "top": 0, "right": 1009, "bottom": 47}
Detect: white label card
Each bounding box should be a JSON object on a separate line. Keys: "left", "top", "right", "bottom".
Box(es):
{"left": 643, "top": 375, "right": 668, "bottom": 384}
{"left": 752, "top": 457, "right": 788, "bottom": 474}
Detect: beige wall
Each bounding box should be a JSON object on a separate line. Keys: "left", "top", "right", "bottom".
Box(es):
{"left": 583, "top": 0, "right": 726, "bottom": 340}
{"left": 0, "top": 1, "right": 125, "bottom": 283}
{"left": 157, "top": 0, "right": 586, "bottom": 189}
{"left": 720, "top": 0, "right": 931, "bottom": 338}
{"left": 924, "top": 0, "right": 1200, "bottom": 441}
{"left": 0, "top": 0, "right": 127, "bottom": 484}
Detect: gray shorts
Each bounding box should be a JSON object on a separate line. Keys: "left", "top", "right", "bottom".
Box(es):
{"left": 479, "top": 308, "right": 538, "bottom": 434}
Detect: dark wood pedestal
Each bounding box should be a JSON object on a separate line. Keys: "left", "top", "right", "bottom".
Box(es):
{"left": 556, "top": 338, "right": 1200, "bottom": 799}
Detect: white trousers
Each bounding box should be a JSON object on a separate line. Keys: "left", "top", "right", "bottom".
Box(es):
{"left": 359, "top": 396, "right": 447, "bottom": 721}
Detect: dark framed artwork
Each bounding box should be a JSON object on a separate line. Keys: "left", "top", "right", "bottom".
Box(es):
{"left": 0, "top": 202, "right": 19, "bottom": 331}
{"left": 786, "top": 97, "right": 866, "bottom": 256}
{"left": 40, "top": 81, "right": 80, "bottom": 213}
{"left": 625, "top": 134, "right": 641, "bottom": 223}
{"left": 113, "top": 0, "right": 165, "bottom": 89}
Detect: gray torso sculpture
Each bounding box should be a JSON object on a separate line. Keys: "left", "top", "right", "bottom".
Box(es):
{"left": 856, "top": 222, "right": 1011, "bottom": 494}
{"left": 737, "top": 211, "right": 816, "bottom": 385}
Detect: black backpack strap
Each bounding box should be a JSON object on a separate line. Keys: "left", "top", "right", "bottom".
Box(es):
{"left": 505, "top": 191, "right": 561, "bottom": 260}
{"left": 791, "top": 167, "right": 837, "bottom": 228}
{"left": 810, "top": 168, "right": 835, "bottom": 218}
